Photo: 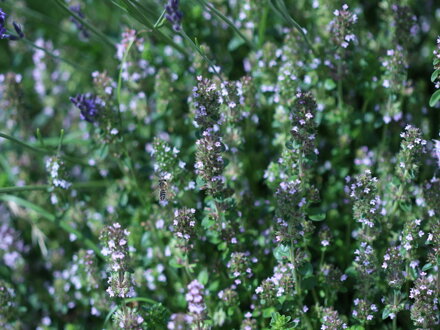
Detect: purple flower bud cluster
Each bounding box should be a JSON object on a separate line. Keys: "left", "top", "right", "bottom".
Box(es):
{"left": 255, "top": 262, "right": 294, "bottom": 304}
{"left": 240, "top": 312, "right": 257, "bottom": 330}
{"left": 195, "top": 134, "right": 226, "bottom": 196}
{"left": 328, "top": 4, "right": 357, "bottom": 49}
{"left": 391, "top": 4, "right": 417, "bottom": 48}
{"left": 172, "top": 208, "right": 197, "bottom": 251}
{"left": 226, "top": 252, "right": 254, "bottom": 285}
{"left": 396, "top": 125, "right": 427, "bottom": 182}
{"left": 192, "top": 76, "right": 222, "bottom": 133}
{"left": 290, "top": 90, "right": 318, "bottom": 156}
{"left": 165, "top": 0, "right": 183, "bottom": 32}
{"left": 217, "top": 286, "right": 239, "bottom": 305}
{"left": 186, "top": 279, "right": 206, "bottom": 326}
{"left": 353, "top": 242, "right": 377, "bottom": 278}
{"left": 381, "top": 246, "right": 405, "bottom": 288}
{"left": 167, "top": 313, "right": 193, "bottom": 329}
{"left": 409, "top": 272, "right": 439, "bottom": 327}
{"left": 69, "top": 5, "right": 89, "bottom": 39}
{"left": 433, "top": 36, "right": 440, "bottom": 89}
{"left": 112, "top": 307, "right": 144, "bottom": 329}
{"left": 351, "top": 298, "right": 378, "bottom": 324}
{"left": 0, "top": 8, "right": 24, "bottom": 41}
{"left": 320, "top": 307, "right": 348, "bottom": 330}
{"left": 100, "top": 223, "right": 135, "bottom": 298}
{"left": 70, "top": 93, "right": 104, "bottom": 123}
{"left": 0, "top": 279, "right": 16, "bottom": 326}
{"left": 347, "top": 170, "right": 381, "bottom": 242}
{"left": 46, "top": 157, "right": 72, "bottom": 206}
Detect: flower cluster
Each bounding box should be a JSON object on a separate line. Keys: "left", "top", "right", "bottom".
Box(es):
{"left": 0, "top": 280, "right": 16, "bottom": 327}
{"left": 112, "top": 307, "right": 144, "bottom": 329}
{"left": 255, "top": 262, "right": 294, "bottom": 305}
{"left": 195, "top": 134, "right": 226, "bottom": 195}
{"left": 165, "top": 0, "right": 183, "bottom": 32}
{"left": 381, "top": 246, "right": 405, "bottom": 288}
{"left": 70, "top": 93, "right": 104, "bottom": 124}
{"left": 391, "top": 3, "right": 417, "bottom": 48}
{"left": 352, "top": 298, "right": 378, "bottom": 324}
{"left": 46, "top": 156, "right": 72, "bottom": 206}
{"left": 0, "top": 8, "right": 23, "bottom": 41}
{"left": 290, "top": 90, "right": 318, "bottom": 156}
{"left": 100, "top": 223, "right": 135, "bottom": 298}
{"left": 186, "top": 279, "right": 206, "bottom": 327}
{"left": 227, "top": 252, "right": 254, "bottom": 284}
{"left": 395, "top": 125, "right": 427, "bottom": 182}
{"left": 320, "top": 307, "right": 347, "bottom": 330}
{"left": 353, "top": 242, "right": 377, "bottom": 282}
{"left": 172, "top": 208, "right": 197, "bottom": 250}
{"left": 409, "top": 272, "right": 439, "bottom": 328}
{"left": 433, "top": 36, "right": 440, "bottom": 90}
{"left": 191, "top": 76, "right": 222, "bottom": 133}
{"left": 328, "top": 4, "right": 358, "bottom": 49}
{"left": 347, "top": 170, "right": 380, "bottom": 241}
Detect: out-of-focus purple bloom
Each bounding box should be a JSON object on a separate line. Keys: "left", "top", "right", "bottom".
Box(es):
{"left": 0, "top": 8, "right": 24, "bottom": 40}
{"left": 165, "top": 0, "right": 183, "bottom": 32}
{"left": 1, "top": 8, "right": 9, "bottom": 39}
{"left": 70, "top": 93, "right": 103, "bottom": 123}
{"left": 69, "top": 5, "right": 89, "bottom": 39}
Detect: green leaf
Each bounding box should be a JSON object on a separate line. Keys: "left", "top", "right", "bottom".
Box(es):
{"left": 228, "top": 37, "right": 245, "bottom": 51}
{"left": 274, "top": 244, "right": 290, "bottom": 261}
{"left": 382, "top": 306, "right": 391, "bottom": 319}
{"left": 429, "top": 89, "right": 440, "bottom": 107}
{"left": 431, "top": 69, "right": 440, "bottom": 82}
{"left": 324, "top": 78, "right": 336, "bottom": 90}
{"left": 308, "top": 212, "right": 326, "bottom": 221}
{"left": 422, "top": 263, "right": 433, "bottom": 271}
{"left": 198, "top": 269, "right": 209, "bottom": 285}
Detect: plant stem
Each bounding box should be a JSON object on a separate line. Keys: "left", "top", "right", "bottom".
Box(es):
{"left": 271, "top": 0, "right": 318, "bottom": 57}
{"left": 0, "top": 132, "right": 91, "bottom": 166}
{"left": 179, "top": 30, "right": 224, "bottom": 82}
{"left": 0, "top": 181, "right": 110, "bottom": 194}
{"left": 195, "top": 0, "right": 254, "bottom": 49}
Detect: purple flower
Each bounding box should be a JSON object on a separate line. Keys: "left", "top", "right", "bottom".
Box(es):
{"left": 70, "top": 93, "right": 103, "bottom": 123}
{"left": 1, "top": 8, "right": 9, "bottom": 39}
{"left": 0, "top": 8, "right": 23, "bottom": 40}
{"left": 165, "top": 0, "right": 183, "bottom": 32}
{"left": 69, "top": 5, "right": 89, "bottom": 39}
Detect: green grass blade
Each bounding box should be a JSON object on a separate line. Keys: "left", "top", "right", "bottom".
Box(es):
{"left": 53, "top": 0, "right": 115, "bottom": 48}
{"left": 0, "top": 194, "right": 104, "bottom": 259}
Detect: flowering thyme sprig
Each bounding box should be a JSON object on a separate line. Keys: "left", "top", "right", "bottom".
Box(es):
{"left": 409, "top": 272, "right": 439, "bottom": 328}
{"left": 186, "top": 279, "right": 207, "bottom": 328}
{"left": 347, "top": 170, "right": 381, "bottom": 242}
{"left": 100, "top": 223, "right": 135, "bottom": 299}
{"left": 46, "top": 156, "right": 72, "bottom": 206}
{"left": 396, "top": 125, "right": 427, "bottom": 182}
{"left": 328, "top": 4, "right": 358, "bottom": 49}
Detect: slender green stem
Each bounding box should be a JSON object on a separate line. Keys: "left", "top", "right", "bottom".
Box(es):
{"left": 195, "top": 0, "right": 254, "bottom": 49}
{"left": 0, "top": 132, "right": 91, "bottom": 166}
{"left": 0, "top": 194, "right": 103, "bottom": 258}
{"left": 0, "top": 181, "right": 110, "bottom": 194}
{"left": 180, "top": 30, "right": 223, "bottom": 82}
{"left": 271, "top": 0, "right": 318, "bottom": 57}
{"left": 53, "top": 0, "right": 115, "bottom": 48}
{"left": 392, "top": 290, "right": 398, "bottom": 330}
{"left": 153, "top": 9, "right": 166, "bottom": 29}
{"left": 337, "top": 61, "right": 343, "bottom": 112}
